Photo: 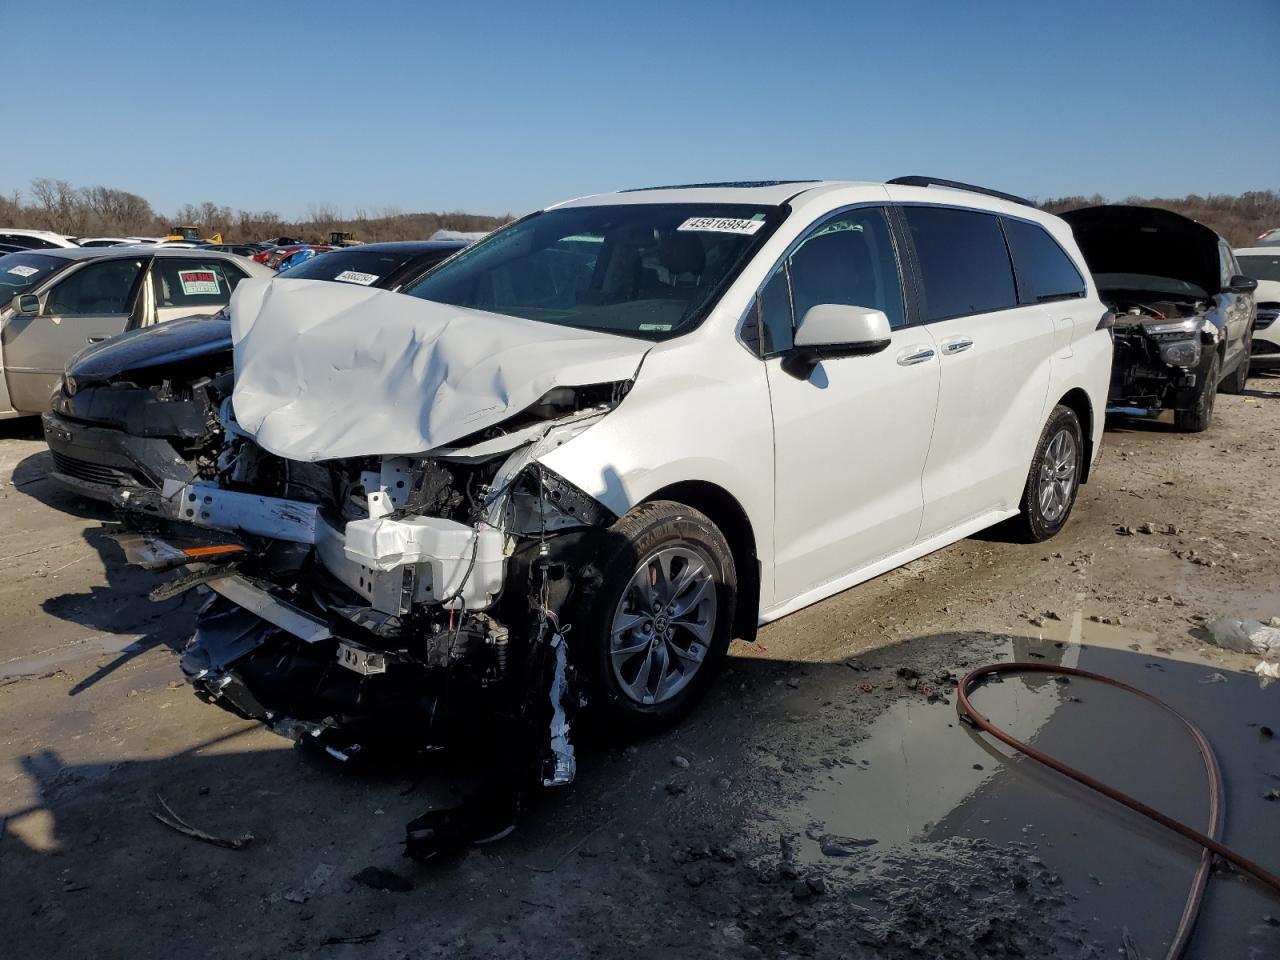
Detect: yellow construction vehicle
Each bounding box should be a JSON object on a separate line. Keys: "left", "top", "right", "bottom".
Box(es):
{"left": 164, "top": 225, "right": 223, "bottom": 243}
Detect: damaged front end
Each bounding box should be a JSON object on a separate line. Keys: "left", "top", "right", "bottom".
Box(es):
{"left": 119, "top": 381, "right": 629, "bottom": 856}
{"left": 1106, "top": 300, "right": 1219, "bottom": 415}
{"left": 45, "top": 315, "right": 234, "bottom": 504}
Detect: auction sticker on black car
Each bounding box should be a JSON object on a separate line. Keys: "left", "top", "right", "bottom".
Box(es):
{"left": 677, "top": 216, "right": 766, "bottom": 235}
{"left": 178, "top": 270, "right": 220, "bottom": 296}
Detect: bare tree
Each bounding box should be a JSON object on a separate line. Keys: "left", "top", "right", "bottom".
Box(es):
{"left": 0, "top": 175, "right": 515, "bottom": 243}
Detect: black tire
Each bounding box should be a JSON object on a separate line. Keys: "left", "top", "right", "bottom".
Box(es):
{"left": 1009, "top": 404, "right": 1084, "bottom": 543}
{"left": 1219, "top": 337, "right": 1251, "bottom": 395}
{"left": 1175, "top": 351, "right": 1219, "bottom": 432}
{"left": 570, "top": 500, "right": 736, "bottom": 738}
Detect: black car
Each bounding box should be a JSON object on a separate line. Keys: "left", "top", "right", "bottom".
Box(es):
{"left": 1062, "top": 206, "right": 1257, "bottom": 432}
{"left": 44, "top": 241, "right": 468, "bottom": 504}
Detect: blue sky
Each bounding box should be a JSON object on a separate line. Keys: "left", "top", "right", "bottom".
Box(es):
{"left": 5, "top": 0, "right": 1277, "bottom": 219}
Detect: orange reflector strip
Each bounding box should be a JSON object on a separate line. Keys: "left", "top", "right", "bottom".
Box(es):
{"left": 180, "top": 544, "right": 245, "bottom": 558}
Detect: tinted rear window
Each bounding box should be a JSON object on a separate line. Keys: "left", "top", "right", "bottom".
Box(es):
{"left": 1239, "top": 254, "right": 1280, "bottom": 283}
{"left": 279, "top": 249, "right": 420, "bottom": 286}
{"left": 1002, "top": 217, "right": 1086, "bottom": 304}
{"left": 0, "top": 233, "right": 60, "bottom": 249}
{"left": 903, "top": 206, "right": 1017, "bottom": 321}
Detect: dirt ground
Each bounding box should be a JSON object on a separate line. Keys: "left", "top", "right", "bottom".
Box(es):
{"left": 2, "top": 376, "right": 1279, "bottom": 960}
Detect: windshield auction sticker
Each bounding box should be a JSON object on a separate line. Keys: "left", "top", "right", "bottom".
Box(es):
{"left": 178, "top": 270, "right": 220, "bottom": 296}
{"left": 7, "top": 265, "right": 40, "bottom": 278}
{"left": 677, "top": 216, "right": 765, "bottom": 236}
{"left": 333, "top": 270, "right": 380, "bottom": 286}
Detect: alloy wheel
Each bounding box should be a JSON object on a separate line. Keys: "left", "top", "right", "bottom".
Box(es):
{"left": 1037, "top": 428, "right": 1078, "bottom": 524}
{"left": 609, "top": 545, "right": 717, "bottom": 705}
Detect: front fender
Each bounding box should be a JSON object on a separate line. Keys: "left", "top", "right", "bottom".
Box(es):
{"left": 536, "top": 340, "right": 778, "bottom": 606}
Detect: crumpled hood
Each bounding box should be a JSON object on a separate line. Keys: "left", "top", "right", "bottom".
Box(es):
{"left": 67, "top": 314, "right": 231, "bottom": 386}
{"left": 230, "top": 278, "right": 652, "bottom": 461}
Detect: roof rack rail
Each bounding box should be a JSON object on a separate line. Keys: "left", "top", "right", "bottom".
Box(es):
{"left": 886, "top": 176, "right": 1032, "bottom": 207}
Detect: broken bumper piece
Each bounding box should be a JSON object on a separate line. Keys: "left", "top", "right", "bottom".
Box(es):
{"left": 151, "top": 480, "right": 509, "bottom": 613}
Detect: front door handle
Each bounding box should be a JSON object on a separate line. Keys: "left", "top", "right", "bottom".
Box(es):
{"left": 896, "top": 345, "right": 935, "bottom": 366}
{"left": 941, "top": 337, "right": 974, "bottom": 355}
{"left": 87, "top": 336, "right": 108, "bottom": 343}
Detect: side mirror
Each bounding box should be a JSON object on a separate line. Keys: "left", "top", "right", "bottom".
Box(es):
{"left": 1227, "top": 274, "right": 1258, "bottom": 294}
{"left": 15, "top": 294, "right": 40, "bottom": 315}
{"left": 783, "top": 304, "right": 892, "bottom": 378}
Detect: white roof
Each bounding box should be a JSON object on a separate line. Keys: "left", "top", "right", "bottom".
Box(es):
{"left": 551, "top": 180, "right": 863, "bottom": 209}
{"left": 547, "top": 178, "right": 1050, "bottom": 220}
{"left": 0, "top": 228, "right": 79, "bottom": 247}
{"left": 1234, "top": 245, "right": 1280, "bottom": 255}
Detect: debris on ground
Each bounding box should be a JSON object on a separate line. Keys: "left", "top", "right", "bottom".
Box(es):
{"left": 351, "top": 867, "right": 414, "bottom": 893}
{"left": 151, "top": 793, "right": 254, "bottom": 850}
{"left": 285, "top": 863, "right": 336, "bottom": 903}
{"left": 322, "top": 930, "right": 380, "bottom": 946}
{"left": 1207, "top": 618, "right": 1280, "bottom": 657}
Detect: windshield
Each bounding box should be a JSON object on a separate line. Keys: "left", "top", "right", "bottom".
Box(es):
{"left": 401, "top": 203, "right": 784, "bottom": 339}
{"left": 1239, "top": 254, "right": 1280, "bottom": 283}
{"left": 1093, "top": 272, "right": 1208, "bottom": 300}
{"left": 0, "top": 252, "right": 65, "bottom": 297}
{"left": 281, "top": 248, "right": 434, "bottom": 286}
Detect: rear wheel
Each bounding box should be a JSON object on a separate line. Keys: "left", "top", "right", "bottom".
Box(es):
{"left": 1010, "top": 404, "right": 1083, "bottom": 543}
{"left": 1175, "top": 351, "right": 1219, "bottom": 432}
{"left": 1219, "top": 337, "right": 1251, "bottom": 395}
{"left": 572, "top": 501, "right": 736, "bottom": 738}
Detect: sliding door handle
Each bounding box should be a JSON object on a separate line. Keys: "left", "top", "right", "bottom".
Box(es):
{"left": 941, "top": 337, "right": 974, "bottom": 355}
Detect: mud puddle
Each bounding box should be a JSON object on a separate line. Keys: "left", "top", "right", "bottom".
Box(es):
{"left": 774, "top": 630, "right": 1280, "bottom": 958}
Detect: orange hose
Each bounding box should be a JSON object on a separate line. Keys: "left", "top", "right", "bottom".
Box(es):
{"left": 957, "top": 662, "right": 1280, "bottom": 960}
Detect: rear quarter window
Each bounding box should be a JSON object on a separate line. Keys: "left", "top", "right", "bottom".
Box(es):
{"left": 153, "top": 259, "right": 238, "bottom": 308}
{"left": 903, "top": 206, "right": 1017, "bottom": 321}
{"left": 1002, "top": 217, "right": 1086, "bottom": 304}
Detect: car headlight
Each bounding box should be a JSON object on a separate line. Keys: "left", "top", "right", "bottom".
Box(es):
{"left": 1158, "top": 338, "right": 1201, "bottom": 368}
{"left": 1145, "top": 318, "right": 1199, "bottom": 337}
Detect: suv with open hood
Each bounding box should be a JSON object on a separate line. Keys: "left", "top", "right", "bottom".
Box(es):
{"left": 119, "top": 179, "right": 1112, "bottom": 855}
{"left": 1061, "top": 206, "right": 1257, "bottom": 431}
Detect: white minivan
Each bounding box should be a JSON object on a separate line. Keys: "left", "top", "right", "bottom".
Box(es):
{"left": 127, "top": 178, "right": 1112, "bottom": 762}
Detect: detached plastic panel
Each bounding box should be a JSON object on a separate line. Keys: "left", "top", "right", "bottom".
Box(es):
{"left": 343, "top": 515, "right": 506, "bottom": 609}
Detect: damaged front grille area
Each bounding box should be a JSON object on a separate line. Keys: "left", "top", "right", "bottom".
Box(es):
{"left": 121, "top": 384, "right": 628, "bottom": 858}
{"left": 51, "top": 451, "right": 148, "bottom": 488}
{"left": 1106, "top": 297, "right": 1212, "bottom": 412}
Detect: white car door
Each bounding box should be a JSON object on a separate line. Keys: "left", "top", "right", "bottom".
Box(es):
{"left": 759, "top": 206, "right": 940, "bottom": 604}
{"left": 897, "top": 205, "right": 1056, "bottom": 540}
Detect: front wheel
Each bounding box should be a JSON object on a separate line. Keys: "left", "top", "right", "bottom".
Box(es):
{"left": 1010, "top": 404, "right": 1084, "bottom": 543}
{"left": 572, "top": 500, "right": 736, "bottom": 738}
{"left": 1175, "top": 351, "right": 1220, "bottom": 432}
{"left": 1219, "top": 337, "right": 1251, "bottom": 395}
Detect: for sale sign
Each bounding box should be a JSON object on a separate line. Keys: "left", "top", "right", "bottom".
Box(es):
{"left": 178, "top": 270, "right": 220, "bottom": 296}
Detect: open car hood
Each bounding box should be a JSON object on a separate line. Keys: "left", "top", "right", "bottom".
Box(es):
{"left": 67, "top": 314, "right": 232, "bottom": 386}
{"left": 1062, "top": 205, "right": 1222, "bottom": 298}
{"left": 230, "top": 278, "right": 652, "bottom": 461}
